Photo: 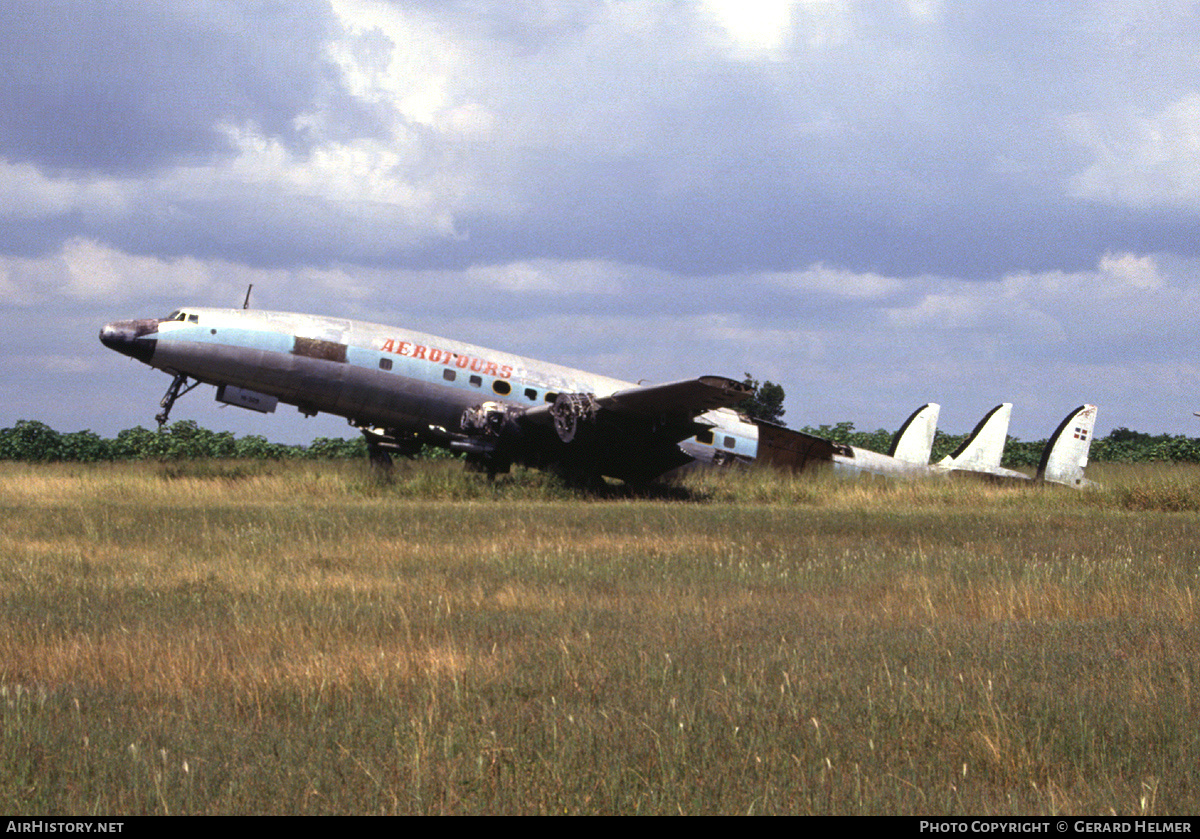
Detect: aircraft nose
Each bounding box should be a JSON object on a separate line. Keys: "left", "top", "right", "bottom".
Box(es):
{"left": 99, "top": 318, "right": 160, "bottom": 364}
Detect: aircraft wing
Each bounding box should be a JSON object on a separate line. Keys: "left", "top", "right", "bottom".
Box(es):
{"left": 522, "top": 375, "right": 752, "bottom": 426}
{"left": 599, "top": 375, "right": 753, "bottom": 417}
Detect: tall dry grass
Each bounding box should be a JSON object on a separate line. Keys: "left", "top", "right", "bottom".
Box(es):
{"left": 0, "top": 460, "right": 1197, "bottom": 814}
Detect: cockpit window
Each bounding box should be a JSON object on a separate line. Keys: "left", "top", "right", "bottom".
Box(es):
{"left": 163, "top": 310, "right": 197, "bottom": 323}
{"left": 166, "top": 310, "right": 181, "bottom": 320}
{"left": 187, "top": 314, "right": 199, "bottom": 323}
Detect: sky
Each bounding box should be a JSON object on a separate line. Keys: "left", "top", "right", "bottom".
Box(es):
{"left": 5, "top": 0, "right": 1200, "bottom": 444}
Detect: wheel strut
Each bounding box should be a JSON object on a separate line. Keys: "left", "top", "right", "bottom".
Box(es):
{"left": 156, "top": 373, "right": 201, "bottom": 428}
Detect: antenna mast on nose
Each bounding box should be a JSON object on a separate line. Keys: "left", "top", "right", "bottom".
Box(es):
{"left": 243, "top": 284, "right": 253, "bottom": 310}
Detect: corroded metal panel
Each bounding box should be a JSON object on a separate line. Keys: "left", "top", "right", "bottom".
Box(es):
{"left": 754, "top": 423, "right": 842, "bottom": 471}
{"left": 292, "top": 336, "right": 347, "bottom": 363}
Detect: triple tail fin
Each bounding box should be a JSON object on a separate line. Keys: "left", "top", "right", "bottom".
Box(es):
{"left": 936, "top": 403, "right": 1012, "bottom": 472}
{"left": 887, "top": 403, "right": 940, "bottom": 465}
{"left": 1036, "top": 404, "right": 1098, "bottom": 487}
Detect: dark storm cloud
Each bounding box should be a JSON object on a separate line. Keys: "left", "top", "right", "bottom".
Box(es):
{"left": 0, "top": 0, "right": 338, "bottom": 175}
{"left": 6, "top": 0, "right": 1198, "bottom": 278}
{"left": 372, "top": 2, "right": 1200, "bottom": 280}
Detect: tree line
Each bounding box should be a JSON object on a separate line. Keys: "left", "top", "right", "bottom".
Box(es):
{"left": 0, "top": 419, "right": 367, "bottom": 462}
{"left": 2, "top": 418, "right": 1200, "bottom": 466}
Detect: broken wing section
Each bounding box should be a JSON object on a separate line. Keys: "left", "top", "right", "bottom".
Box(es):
{"left": 754, "top": 422, "right": 846, "bottom": 471}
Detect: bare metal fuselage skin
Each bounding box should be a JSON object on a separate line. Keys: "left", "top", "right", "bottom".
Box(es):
{"left": 99, "top": 307, "right": 758, "bottom": 480}
{"left": 103, "top": 308, "right": 624, "bottom": 434}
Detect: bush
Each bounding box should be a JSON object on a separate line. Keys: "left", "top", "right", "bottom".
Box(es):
{"left": 0, "top": 420, "right": 363, "bottom": 462}
{"left": 0, "top": 420, "right": 64, "bottom": 462}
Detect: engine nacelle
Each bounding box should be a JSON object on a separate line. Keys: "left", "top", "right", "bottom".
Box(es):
{"left": 461, "top": 401, "right": 524, "bottom": 438}
{"left": 458, "top": 401, "right": 528, "bottom": 475}
{"left": 550, "top": 393, "right": 600, "bottom": 443}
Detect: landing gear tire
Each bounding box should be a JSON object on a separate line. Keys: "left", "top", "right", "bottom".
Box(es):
{"left": 366, "top": 441, "right": 393, "bottom": 472}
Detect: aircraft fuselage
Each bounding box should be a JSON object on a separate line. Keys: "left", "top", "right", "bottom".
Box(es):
{"left": 100, "top": 307, "right": 759, "bottom": 480}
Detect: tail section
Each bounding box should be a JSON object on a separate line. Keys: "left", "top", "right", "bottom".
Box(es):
{"left": 1037, "top": 404, "right": 1098, "bottom": 487}
{"left": 937, "top": 403, "right": 1012, "bottom": 473}
{"left": 887, "top": 403, "right": 940, "bottom": 465}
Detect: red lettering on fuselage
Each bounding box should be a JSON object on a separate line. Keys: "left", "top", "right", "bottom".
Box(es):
{"left": 379, "top": 337, "right": 512, "bottom": 378}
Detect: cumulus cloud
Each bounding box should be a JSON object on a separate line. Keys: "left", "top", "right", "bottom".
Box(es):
{"left": 887, "top": 251, "right": 1200, "bottom": 365}
{"left": 463, "top": 259, "right": 629, "bottom": 294}
{"left": 0, "top": 161, "right": 133, "bottom": 222}
{"left": 1067, "top": 94, "right": 1200, "bottom": 209}
{"left": 0, "top": 0, "right": 335, "bottom": 174}
{"left": 699, "top": 0, "right": 804, "bottom": 57}
{"left": 763, "top": 264, "right": 904, "bottom": 299}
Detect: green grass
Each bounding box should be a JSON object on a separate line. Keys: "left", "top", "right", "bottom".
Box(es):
{"left": 0, "top": 460, "right": 1198, "bottom": 814}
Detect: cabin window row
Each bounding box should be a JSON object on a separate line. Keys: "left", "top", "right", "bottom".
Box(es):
{"left": 378, "top": 356, "right": 556, "bottom": 401}
{"left": 695, "top": 429, "right": 737, "bottom": 449}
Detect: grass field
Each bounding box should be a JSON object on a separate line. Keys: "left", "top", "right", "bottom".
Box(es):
{"left": 1, "top": 459, "right": 1198, "bottom": 815}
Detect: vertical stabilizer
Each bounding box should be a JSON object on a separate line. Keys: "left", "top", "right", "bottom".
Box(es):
{"left": 887, "top": 403, "right": 940, "bottom": 465}
{"left": 937, "top": 403, "right": 1012, "bottom": 472}
{"left": 1037, "top": 404, "right": 1097, "bottom": 487}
